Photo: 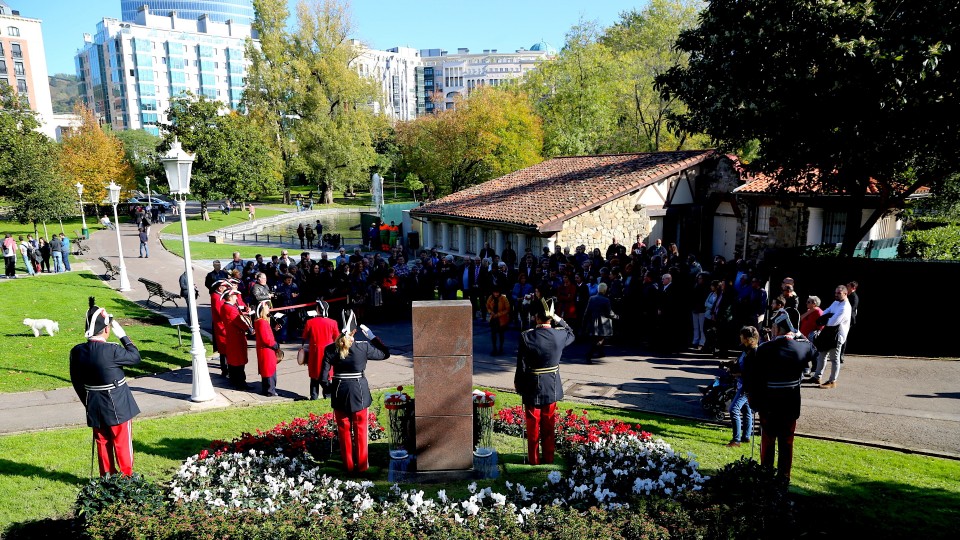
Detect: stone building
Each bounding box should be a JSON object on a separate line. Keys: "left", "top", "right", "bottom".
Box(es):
{"left": 410, "top": 150, "right": 727, "bottom": 261}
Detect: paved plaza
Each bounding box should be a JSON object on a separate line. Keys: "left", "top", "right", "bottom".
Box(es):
{"left": 2, "top": 217, "right": 957, "bottom": 459}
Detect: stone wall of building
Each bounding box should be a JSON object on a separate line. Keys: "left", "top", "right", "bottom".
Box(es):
{"left": 741, "top": 201, "right": 806, "bottom": 260}
{"left": 555, "top": 193, "right": 649, "bottom": 252}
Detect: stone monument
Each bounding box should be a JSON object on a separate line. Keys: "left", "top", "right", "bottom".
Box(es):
{"left": 411, "top": 300, "right": 473, "bottom": 471}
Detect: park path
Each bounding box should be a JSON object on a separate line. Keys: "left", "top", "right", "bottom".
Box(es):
{"left": 0, "top": 216, "right": 958, "bottom": 459}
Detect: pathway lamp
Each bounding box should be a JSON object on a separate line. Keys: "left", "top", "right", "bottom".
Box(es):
{"left": 76, "top": 182, "right": 88, "bottom": 239}
{"left": 107, "top": 181, "right": 132, "bottom": 292}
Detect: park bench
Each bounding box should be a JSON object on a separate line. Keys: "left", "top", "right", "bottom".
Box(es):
{"left": 99, "top": 257, "right": 118, "bottom": 280}
{"left": 138, "top": 277, "right": 181, "bottom": 309}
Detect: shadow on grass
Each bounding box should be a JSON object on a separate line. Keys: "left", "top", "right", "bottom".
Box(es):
{"left": 0, "top": 458, "right": 86, "bottom": 485}
{"left": 0, "top": 368, "right": 73, "bottom": 384}
{"left": 134, "top": 437, "right": 212, "bottom": 461}
{"left": 3, "top": 516, "right": 81, "bottom": 540}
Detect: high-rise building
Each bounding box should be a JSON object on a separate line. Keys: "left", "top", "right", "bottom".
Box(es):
{"left": 120, "top": 0, "right": 254, "bottom": 27}
{"left": 421, "top": 42, "right": 555, "bottom": 113}
{"left": 352, "top": 44, "right": 424, "bottom": 121}
{"left": 75, "top": 5, "right": 252, "bottom": 135}
{"left": 0, "top": 0, "right": 55, "bottom": 137}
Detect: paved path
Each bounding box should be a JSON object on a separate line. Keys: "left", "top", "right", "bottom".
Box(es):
{"left": 2, "top": 219, "right": 958, "bottom": 459}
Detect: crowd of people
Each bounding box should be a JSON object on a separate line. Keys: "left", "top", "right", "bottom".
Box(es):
{"left": 2, "top": 232, "right": 75, "bottom": 278}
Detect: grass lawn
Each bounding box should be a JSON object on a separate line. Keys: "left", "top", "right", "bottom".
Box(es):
{"left": 0, "top": 218, "right": 86, "bottom": 239}
{"left": 1, "top": 391, "right": 958, "bottom": 538}
{"left": 158, "top": 207, "right": 286, "bottom": 237}
{"left": 0, "top": 272, "right": 207, "bottom": 393}
{"left": 159, "top": 238, "right": 301, "bottom": 260}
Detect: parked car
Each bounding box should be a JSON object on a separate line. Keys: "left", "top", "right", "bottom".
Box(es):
{"left": 127, "top": 197, "right": 172, "bottom": 211}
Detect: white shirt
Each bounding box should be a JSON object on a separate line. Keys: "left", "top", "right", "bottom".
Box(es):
{"left": 822, "top": 299, "right": 852, "bottom": 338}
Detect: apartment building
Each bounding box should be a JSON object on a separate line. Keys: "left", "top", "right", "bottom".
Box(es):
{"left": 0, "top": 1, "right": 55, "bottom": 137}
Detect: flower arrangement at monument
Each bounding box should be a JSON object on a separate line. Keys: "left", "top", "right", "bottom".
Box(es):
{"left": 384, "top": 386, "right": 414, "bottom": 459}
{"left": 472, "top": 389, "right": 496, "bottom": 407}
{"left": 383, "top": 385, "right": 412, "bottom": 409}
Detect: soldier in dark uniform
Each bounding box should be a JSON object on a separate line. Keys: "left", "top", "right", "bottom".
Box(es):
{"left": 70, "top": 298, "right": 142, "bottom": 476}
{"left": 319, "top": 310, "right": 391, "bottom": 473}
{"left": 744, "top": 311, "right": 817, "bottom": 485}
{"left": 515, "top": 299, "right": 575, "bottom": 465}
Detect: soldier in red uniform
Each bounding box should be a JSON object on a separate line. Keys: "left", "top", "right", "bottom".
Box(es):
{"left": 253, "top": 301, "right": 281, "bottom": 396}
{"left": 210, "top": 280, "right": 230, "bottom": 377}
{"left": 219, "top": 288, "right": 253, "bottom": 389}
{"left": 515, "top": 299, "right": 575, "bottom": 465}
{"left": 302, "top": 300, "right": 340, "bottom": 400}
{"left": 70, "top": 298, "right": 142, "bottom": 476}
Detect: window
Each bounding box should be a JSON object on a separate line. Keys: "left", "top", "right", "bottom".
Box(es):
{"left": 11, "top": 43, "right": 22, "bottom": 58}
{"left": 822, "top": 210, "right": 847, "bottom": 244}
{"left": 7, "top": 26, "right": 20, "bottom": 37}
{"left": 0, "top": 43, "right": 4, "bottom": 55}
{"left": 13, "top": 62, "right": 24, "bottom": 76}
{"left": 752, "top": 205, "right": 772, "bottom": 234}
{"left": 0, "top": 60, "right": 5, "bottom": 75}
{"left": 16, "top": 79, "right": 27, "bottom": 93}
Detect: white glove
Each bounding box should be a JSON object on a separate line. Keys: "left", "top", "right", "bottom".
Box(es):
{"left": 551, "top": 314, "right": 563, "bottom": 323}
{"left": 359, "top": 324, "right": 375, "bottom": 340}
{"left": 110, "top": 320, "right": 127, "bottom": 339}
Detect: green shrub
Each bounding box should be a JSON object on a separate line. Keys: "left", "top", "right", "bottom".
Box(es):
{"left": 900, "top": 224, "right": 960, "bottom": 260}
{"left": 75, "top": 474, "right": 166, "bottom": 520}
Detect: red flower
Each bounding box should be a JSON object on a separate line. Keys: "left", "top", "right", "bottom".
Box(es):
{"left": 198, "top": 449, "right": 209, "bottom": 460}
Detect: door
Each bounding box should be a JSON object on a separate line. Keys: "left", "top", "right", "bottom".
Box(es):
{"left": 712, "top": 215, "right": 737, "bottom": 261}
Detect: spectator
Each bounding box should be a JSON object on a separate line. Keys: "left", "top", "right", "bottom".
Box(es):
{"left": 138, "top": 229, "right": 149, "bottom": 258}
{"left": 582, "top": 282, "right": 618, "bottom": 363}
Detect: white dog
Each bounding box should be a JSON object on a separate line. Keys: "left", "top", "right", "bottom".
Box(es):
{"left": 23, "top": 318, "right": 59, "bottom": 337}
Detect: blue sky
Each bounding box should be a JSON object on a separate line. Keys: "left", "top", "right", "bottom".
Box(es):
{"left": 27, "top": 0, "right": 645, "bottom": 76}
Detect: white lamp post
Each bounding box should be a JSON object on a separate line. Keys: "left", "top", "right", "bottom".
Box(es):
{"left": 76, "top": 182, "right": 88, "bottom": 238}
{"left": 145, "top": 176, "right": 152, "bottom": 212}
{"left": 162, "top": 138, "right": 215, "bottom": 402}
{"left": 106, "top": 181, "right": 132, "bottom": 292}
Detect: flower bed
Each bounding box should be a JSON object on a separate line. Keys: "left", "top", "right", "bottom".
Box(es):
{"left": 494, "top": 406, "right": 652, "bottom": 453}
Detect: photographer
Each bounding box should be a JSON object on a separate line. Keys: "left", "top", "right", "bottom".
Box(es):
{"left": 725, "top": 326, "right": 759, "bottom": 447}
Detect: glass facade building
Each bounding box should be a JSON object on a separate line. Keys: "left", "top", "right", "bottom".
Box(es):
{"left": 120, "top": 1, "right": 254, "bottom": 26}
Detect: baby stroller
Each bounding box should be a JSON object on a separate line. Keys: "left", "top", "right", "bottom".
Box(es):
{"left": 698, "top": 364, "right": 737, "bottom": 421}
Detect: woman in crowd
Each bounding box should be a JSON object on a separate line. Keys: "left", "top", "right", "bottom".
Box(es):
{"left": 727, "top": 326, "right": 759, "bottom": 447}
{"left": 253, "top": 301, "right": 281, "bottom": 397}
{"left": 486, "top": 286, "right": 511, "bottom": 355}
{"left": 799, "top": 295, "right": 824, "bottom": 341}
{"left": 319, "top": 310, "right": 391, "bottom": 473}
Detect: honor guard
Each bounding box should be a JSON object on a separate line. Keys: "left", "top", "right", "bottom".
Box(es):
{"left": 69, "top": 298, "right": 142, "bottom": 476}
{"left": 515, "top": 299, "right": 575, "bottom": 465}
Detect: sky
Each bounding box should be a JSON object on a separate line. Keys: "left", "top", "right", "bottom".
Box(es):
{"left": 26, "top": 0, "right": 646, "bottom": 76}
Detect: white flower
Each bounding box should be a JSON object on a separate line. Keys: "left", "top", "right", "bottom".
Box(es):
{"left": 547, "top": 471, "right": 561, "bottom": 484}
{"left": 467, "top": 482, "right": 477, "bottom": 494}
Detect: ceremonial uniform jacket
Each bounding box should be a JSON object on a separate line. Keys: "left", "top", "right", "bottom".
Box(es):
{"left": 254, "top": 318, "right": 279, "bottom": 378}
{"left": 210, "top": 293, "right": 227, "bottom": 352}
{"left": 219, "top": 302, "right": 251, "bottom": 366}
{"left": 321, "top": 338, "right": 390, "bottom": 413}
{"left": 69, "top": 338, "right": 142, "bottom": 429}
{"left": 744, "top": 335, "right": 817, "bottom": 420}
{"left": 302, "top": 317, "right": 340, "bottom": 380}
{"left": 515, "top": 320, "right": 575, "bottom": 406}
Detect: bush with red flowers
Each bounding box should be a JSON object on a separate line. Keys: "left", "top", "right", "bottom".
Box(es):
{"left": 206, "top": 412, "right": 385, "bottom": 461}
{"left": 494, "top": 407, "right": 652, "bottom": 453}
{"left": 493, "top": 405, "right": 526, "bottom": 438}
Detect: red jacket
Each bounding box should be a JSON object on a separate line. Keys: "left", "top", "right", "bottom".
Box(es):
{"left": 210, "top": 293, "right": 227, "bottom": 352}
{"left": 302, "top": 317, "right": 340, "bottom": 379}
{"left": 254, "top": 318, "right": 278, "bottom": 378}
{"left": 219, "top": 302, "right": 250, "bottom": 366}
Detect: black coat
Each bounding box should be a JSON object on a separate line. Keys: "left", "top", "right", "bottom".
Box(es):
{"left": 515, "top": 319, "right": 575, "bottom": 406}
{"left": 582, "top": 294, "right": 618, "bottom": 337}
{"left": 321, "top": 338, "right": 390, "bottom": 413}
{"left": 69, "top": 338, "right": 142, "bottom": 429}
{"left": 744, "top": 336, "right": 817, "bottom": 420}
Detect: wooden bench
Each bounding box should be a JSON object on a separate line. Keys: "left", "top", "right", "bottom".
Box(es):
{"left": 137, "top": 277, "right": 181, "bottom": 309}
{"left": 99, "top": 257, "right": 118, "bottom": 280}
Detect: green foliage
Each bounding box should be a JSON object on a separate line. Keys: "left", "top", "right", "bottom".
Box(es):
{"left": 112, "top": 129, "right": 163, "bottom": 186}
{"left": 901, "top": 223, "right": 960, "bottom": 260}
{"left": 48, "top": 74, "right": 80, "bottom": 114}
{"left": 658, "top": 0, "right": 960, "bottom": 256}
{"left": 75, "top": 474, "right": 165, "bottom": 519}
{"left": 163, "top": 92, "right": 284, "bottom": 205}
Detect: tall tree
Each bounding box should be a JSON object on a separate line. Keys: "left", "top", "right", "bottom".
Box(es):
{"left": 59, "top": 103, "right": 135, "bottom": 204}
{"left": 112, "top": 129, "right": 163, "bottom": 191}
{"left": 523, "top": 22, "right": 619, "bottom": 157}
{"left": 163, "top": 92, "right": 283, "bottom": 212}
{"left": 397, "top": 86, "right": 543, "bottom": 197}
{"left": 600, "top": 0, "right": 707, "bottom": 152}
{"left": 658, "top": 0, "right": 960, "bottom": 256}
{"left": 0, "top": 83, "right": 70, "bottom": 233}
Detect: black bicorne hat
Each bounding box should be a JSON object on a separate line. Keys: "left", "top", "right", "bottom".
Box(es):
{"left": 85, "top": 297, "right": 111, "bottom": 338}
{"left": 341, "top": 309, "right": 357, "bottom": 335}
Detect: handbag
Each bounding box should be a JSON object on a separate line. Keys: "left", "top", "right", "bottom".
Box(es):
{"left": 814, "top": 325, "right": 840, "bottom": 351}
{"left": 296, "top": 345, "right": 309, "bottom": 365}
{"left": 275, "top": 348, "right": 285, "bottom": 364}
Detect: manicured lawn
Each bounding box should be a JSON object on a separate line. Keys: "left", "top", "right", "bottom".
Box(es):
{"left": 1, "top": 391, "right": 957, "bottom": 538}
{"left": 158, "top": 207, "right": 286, "bottom": 236}
{"left": 159, "top": 238, "right": 303, "bottom": 260}
{"left": 0, "top": 272, "right": 207, "bottom": 393}
{"left": 0, "top": 218, "right": 86, "bottom": 239}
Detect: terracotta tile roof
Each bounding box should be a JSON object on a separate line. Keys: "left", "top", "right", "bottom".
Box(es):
{"left": 729, "top": 157, "right": 930, "bottom": 195}
{"left": 411, "top": 150, "right": 716, "bottom": 231}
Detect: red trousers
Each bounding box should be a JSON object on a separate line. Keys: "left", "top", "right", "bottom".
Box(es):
{"left": 759, "top": 414, "right": 797, "bottom": 480}
{"left": 525, "top": 403, "right": 557, "bottom": 465}
{"left": 93, "top": 420, "right": 133, "bottom": 476}
{"left": 335, "top": 409, "right": 368, "bottom": 472}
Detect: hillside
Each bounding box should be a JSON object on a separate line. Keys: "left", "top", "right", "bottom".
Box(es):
{"left": 48, "top": 73, "right": 79, "bottom": 114}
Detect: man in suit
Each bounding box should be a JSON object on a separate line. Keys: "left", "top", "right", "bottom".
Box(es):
{"left": 515, "top": 300, "right": 575, "bottom": 465}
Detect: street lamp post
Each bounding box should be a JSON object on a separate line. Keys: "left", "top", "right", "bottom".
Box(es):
{"left": 162, "top": 138, "right": 214, "bottom": 402}
{"left": 145, "top": 176, "right": 152, "bottom": 212}
{"left": 76, "top": 182, "right": 88, "bottom": 239}
{"left": 106, "top": 182, "right": 133, "bottom": 291}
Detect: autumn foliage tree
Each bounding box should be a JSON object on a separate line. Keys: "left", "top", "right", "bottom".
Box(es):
{"left": 397, "top": 86, "right": 543, "bottom": 198}
{"left": 59, "top": 103, "right": 135, "bottom": 204}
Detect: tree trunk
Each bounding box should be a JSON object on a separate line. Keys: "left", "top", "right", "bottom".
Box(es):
{"left": 322, "top": 188, "right": 334, "bottom": 205}
{"left": 839, "top": 180, "right": 868, "bottom": 257}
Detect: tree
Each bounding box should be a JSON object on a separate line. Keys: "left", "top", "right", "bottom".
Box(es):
{"left": 600, "top": 0, "right": 708, "bottom": 152}
{"left": 0, "top": 83, "right": 70, "bottom": 233}
{"left": 59, "top": 103, "right": 135, "bottom": 204}
{"left": 163, "top": 92, "right": 283, "bottom": 213}
{"left": 658, "top": 0, "right": 960, "bottom": 256}
{"left": 397, "top": 86, "right": 543, "bottom": 197}
{"left": 523, "top": 22, "right": 619, "bottom": 157}
{"left": 112, "top": 129, "right": 162, "bottom": 191}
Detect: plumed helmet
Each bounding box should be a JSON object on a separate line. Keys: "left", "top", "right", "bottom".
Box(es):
{"left": 85, "top": 297, "right": 111, "bottom": 338}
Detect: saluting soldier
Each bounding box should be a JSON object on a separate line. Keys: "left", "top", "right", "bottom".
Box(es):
{"left": 515, "top": 299, "right": 575, "bottom": 465}
{"left": 70, "top": 298, "right": 142, "bottom": 476}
